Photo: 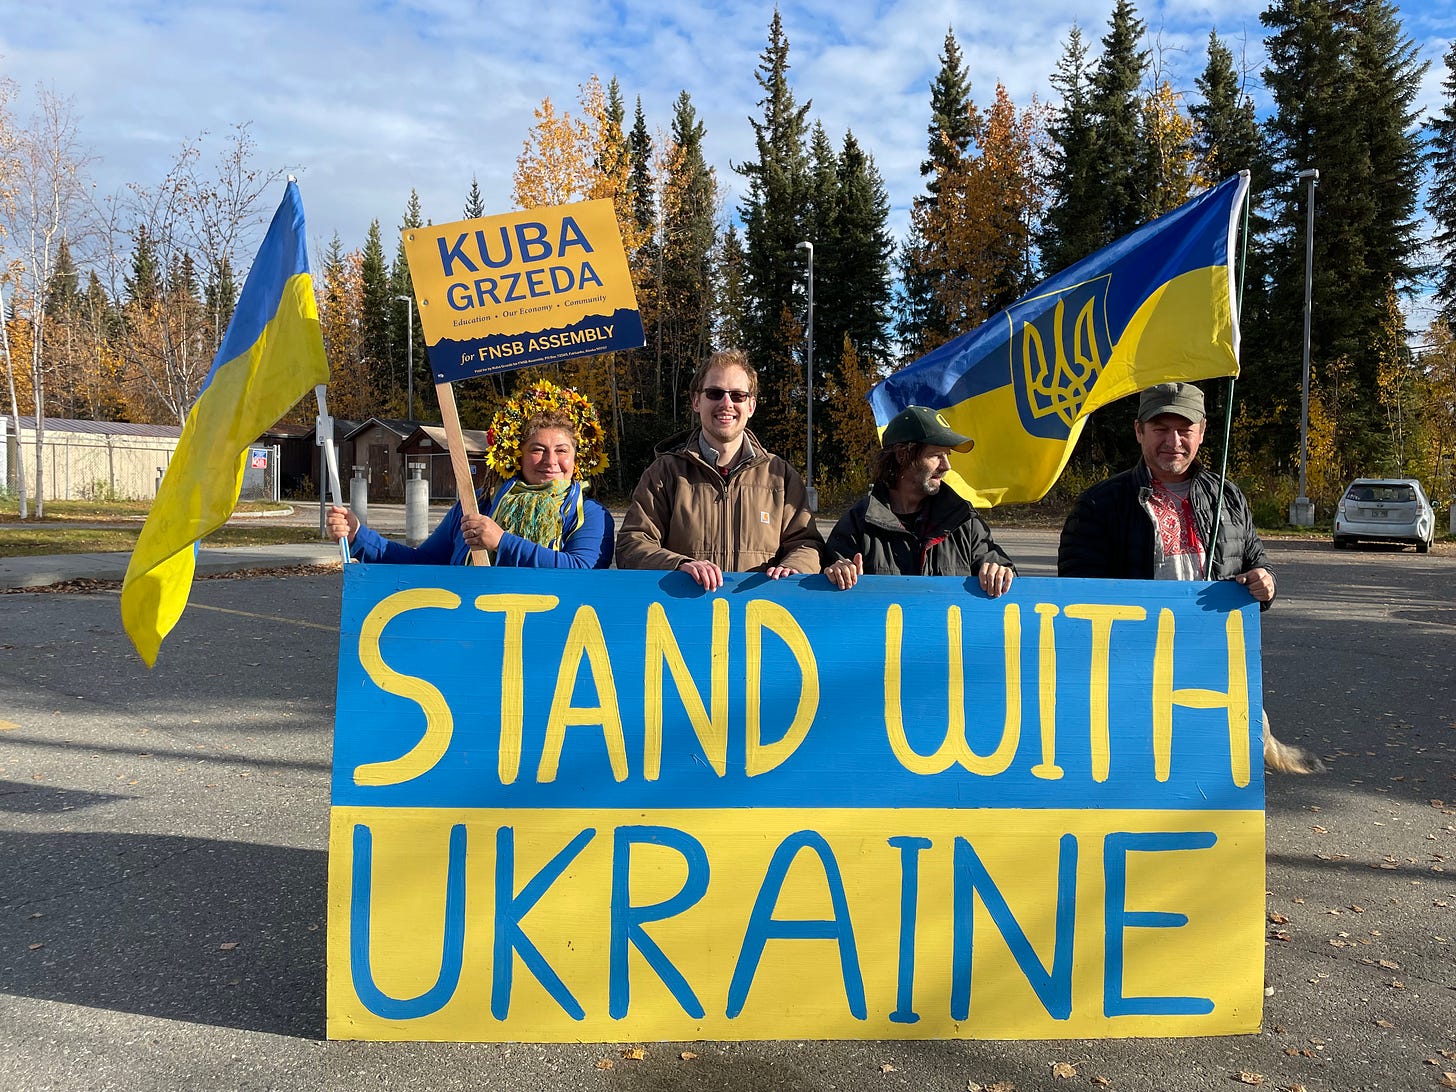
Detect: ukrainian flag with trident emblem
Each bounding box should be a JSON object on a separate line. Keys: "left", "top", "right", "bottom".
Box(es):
{"left": 871, "top": 171, "right": 1250, "bottom": 506}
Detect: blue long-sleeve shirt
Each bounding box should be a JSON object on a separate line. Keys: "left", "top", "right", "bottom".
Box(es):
{"left": 348, "top": 478, "right": 614, "bottom": 568}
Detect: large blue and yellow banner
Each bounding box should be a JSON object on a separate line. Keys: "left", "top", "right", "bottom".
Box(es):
{"left": 872, "top": 173, "right": 1250, "bottom": 507}
{"left": 402, "top": 199, "right": 645, "bottom": 383}
{"left": 328, "top": 567, "right": 1265, "bottom": 1041}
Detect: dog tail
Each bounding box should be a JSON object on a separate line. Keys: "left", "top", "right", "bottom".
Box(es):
{"left": 1263, "top": 732, "right": 1327, "bottom": 775}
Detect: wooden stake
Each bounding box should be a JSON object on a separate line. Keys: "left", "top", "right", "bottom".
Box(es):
{"left": 435, "top": 380, "right": 489, "bottom": 566}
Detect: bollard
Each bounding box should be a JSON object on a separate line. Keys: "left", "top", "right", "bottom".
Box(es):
{"left": 350, "top": 465, "right": 369, "bottom": 527}
{"left": 405, "top": 462, "right": 429, "bottom": 546}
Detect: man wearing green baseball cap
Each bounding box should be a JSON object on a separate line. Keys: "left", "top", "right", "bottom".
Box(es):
{"left": 1057, "top": 382, "right": 1323, "bottom": 775}
{"left": 822, "top": 405, "right": 1016, "bottom": 595}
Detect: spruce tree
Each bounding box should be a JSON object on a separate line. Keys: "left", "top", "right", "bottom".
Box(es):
{"left": 45, "top": 238, "right": 81, "bottom": 317}
{"left": 819, "top": 131, "right": 894, "bottom": 479}
{"left": 359, "top": 219, "right": 393, "bottom": 411}
{"left": 1190, "top": 30, "right": 1275, "bottom": 438}
{"left": 1429, "top": 41, "right": 1456, "bottom": 327}
{"left": 898, "top": 28, "right": 973, "bottom": 358}
{"left": 1089, "top": 0, "right": 1152, "bottom": 242}
{"left": 923, "top": 28, "right": 976, "bottom": 192}
{"left": 1039, "top": 25, "right": 1103, "bottom": 273}
{"left": 660, "top": 90, "right": 718, "bottom": 423}
{"left": 125, "top": 226, "right": 161, "bottom": 307}
{"left": 1261, "top": 0, "right": 1427, "bottom": 472}
{"left": 464, "top": 176, "right": 486, "bottom": 219}
{"left": 735, "top": 9, "right": 812, "bottom": 451}
{"left": 390, "top": 191, "right": 429, "bottom": 420}
{"left": 628, "top": 97, "right": 656, "bottom": 241}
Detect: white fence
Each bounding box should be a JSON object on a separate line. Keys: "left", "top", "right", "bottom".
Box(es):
{"left": 3, "top": 418, "right": 287, "bottom": 503}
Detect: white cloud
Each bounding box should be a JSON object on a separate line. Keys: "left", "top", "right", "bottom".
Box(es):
{"left": 0, "top": 0, "right": 1448, "bottom": 267}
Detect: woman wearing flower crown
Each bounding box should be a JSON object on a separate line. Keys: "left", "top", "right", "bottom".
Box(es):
{"left": 326, "top": 381, "right": 614, "bottom": 568}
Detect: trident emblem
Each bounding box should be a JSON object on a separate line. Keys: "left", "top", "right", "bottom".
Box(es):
{"left": 1011, "top": 275, "right": 1113, "bottom": 435}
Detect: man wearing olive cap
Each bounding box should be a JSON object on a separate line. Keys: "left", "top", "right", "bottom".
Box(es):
{"left": 1057, "top": 382, "right": 1324, "bottom": 774}
{"left": 1057, "top": 382, "right": 1273, "bottom": 602}
{"left": 823, "top": 405, "right": 1016, "bottom": 596}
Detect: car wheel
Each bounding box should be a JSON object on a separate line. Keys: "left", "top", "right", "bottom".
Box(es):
{"left": 1333, "top": 535, "right": 1349, "bottom": 549}
{"left": 1416, "top": 536, "right": 1431, "bottom": 554}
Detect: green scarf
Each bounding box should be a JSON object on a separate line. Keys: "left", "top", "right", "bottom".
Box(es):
{"left": 488, "top": 479, "right": 571, "bottom": 558}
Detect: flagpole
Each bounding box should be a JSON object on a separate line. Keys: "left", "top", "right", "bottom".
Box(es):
{"left": 1203, "top": 171, "right": 1251, "bottom": 580}
{"left": 314, "top": 384, "right": 351, "bottom": 568}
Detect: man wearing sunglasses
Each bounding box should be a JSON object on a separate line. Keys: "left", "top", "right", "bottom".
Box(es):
{"left": 617, "top": 348, "right": 823, "bottom": 590}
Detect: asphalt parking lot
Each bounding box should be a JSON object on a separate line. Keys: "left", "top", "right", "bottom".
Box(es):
{"left": 0, "top": 531, "right": 1452, "bottom": 1092}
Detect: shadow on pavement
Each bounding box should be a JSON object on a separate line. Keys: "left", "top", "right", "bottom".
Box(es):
{"left": 0, "top": 829, "right": 325, "bottom": 1039}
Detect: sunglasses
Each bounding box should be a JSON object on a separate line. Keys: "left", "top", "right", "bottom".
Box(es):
{"left": 700, "top": 387, "right": 753, "bottom": 404}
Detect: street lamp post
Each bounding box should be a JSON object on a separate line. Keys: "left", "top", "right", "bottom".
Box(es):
{"left": 796, "top": 240, "right": 817, "bottom": 512}
{"left": 1290, "top": 168, "right": 1318, "bottom": 528}
{"left": 394, "top": 294, "right": 415, "bottom": 423}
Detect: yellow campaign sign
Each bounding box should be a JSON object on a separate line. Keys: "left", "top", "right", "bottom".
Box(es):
{"left": 327, "top": 567, "right": 1267, "bottom": 1042}
{"left": 402, "top": 199, "right": 645, "bottom": 383}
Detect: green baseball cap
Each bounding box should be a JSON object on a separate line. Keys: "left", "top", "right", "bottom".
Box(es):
{"left": 881, "top": 405, "right": 975, "bottom": 453}
{"left": 1137, "top": 382, "right": 1206, "bottom": 423}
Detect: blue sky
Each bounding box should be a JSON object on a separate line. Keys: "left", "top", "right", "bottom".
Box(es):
{"left": 2, "top": 1, "right": 1452, "bottom": 321}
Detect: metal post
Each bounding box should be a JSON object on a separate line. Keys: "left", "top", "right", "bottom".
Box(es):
{"left": 350, "top": 464, "right": 369, "bottom": 528}
{"left": 405, "top": 461, "right": 428, "bottom": 546}
{"left": 796, "top": 240, "right": 817, "bottom": 512}
{"left": 1291, "top": 168, "right": 1318, "bottom": 527}
{"left": 395, "top": 294, "right": 415, "bottom": 423}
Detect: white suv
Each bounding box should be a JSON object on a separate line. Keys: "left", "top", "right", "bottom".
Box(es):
{"left": 1332, "top": 478, "right": 1435, "bottom": 553}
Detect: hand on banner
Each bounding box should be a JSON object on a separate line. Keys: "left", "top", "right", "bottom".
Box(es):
{"left": 327, "top": 505, "right": 360, "bottom": 544}
{"left": 977, "top": 561, "right": 1015, "bottom": 598}
{"left": 764, "top": 564, "right": 800, "bottom": 580}
{"left": 678, "top": 558, "right": 724, "bottom": 591}
{"left": 1233, "top": 566, "right": 1276, "bottom": 603}
{"left": 824, "top": 553, "right": 864, "bottom": 590}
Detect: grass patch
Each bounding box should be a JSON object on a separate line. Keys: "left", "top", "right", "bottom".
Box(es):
{"left": 0, "top": 524, "right": 326, "bottom": 557}
{"left": 0, "top": 498, "right": 288, "bottom": 523}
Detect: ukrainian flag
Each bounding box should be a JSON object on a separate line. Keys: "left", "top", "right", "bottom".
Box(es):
{"left": 122, "top": 180, "right": 330, "bottom": 666}
{"left": 872, "top": 172, "right": 1250, "bottom": 506}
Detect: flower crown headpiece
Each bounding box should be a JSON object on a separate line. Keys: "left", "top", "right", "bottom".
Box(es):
{"left": 484, "top": 379, "right": 608, "bottom": 481}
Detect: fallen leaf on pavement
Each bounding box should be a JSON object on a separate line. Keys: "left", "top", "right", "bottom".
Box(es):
{"left": 679, "top": 1051, "right": 697, "bottom": 1061}
{"left": 219, "top": 942, "right": 238, "bottom": 951}
{"left": 595, "top": 1059, "right": 614, "bottom": 1070}
{"left": 1439, "top": 1073, "right": 1456, "bottom": 1090}
{"left": 1235, "top": 1072, "right": 1266, "bottom": 1086}
{"left": 1091, "top": 1078, "right": 1112, "bottom": 1088}
{"left": 620, "top": 1047, "right": 645, "bottom": 1061}
{"left": 1373, "top": 1017, "right": 1396, "bottom": 1027}
{"left": 1051, "top": 1062, "right": 1076, "bottom": 1079}
{"left": 880, "top": 1062, "right": 896, "bottom": 1073}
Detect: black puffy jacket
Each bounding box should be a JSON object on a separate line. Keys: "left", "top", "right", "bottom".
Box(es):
{"left": 826, "top": 483, "right": 1016, "bottom": 577}
{"left": 1057, "top": 459, "right": 1274, "bottom": 606}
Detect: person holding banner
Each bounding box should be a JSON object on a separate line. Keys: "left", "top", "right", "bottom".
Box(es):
{"left": 822, "top": 405, "right": 1016, "bottom": 595}
{"left": 1057, "top": 382, "right": 1323, "bottom": 775}
{"left": 616, "top": 349, "right": 823, "bottom": 590}
{"left": 326, "top": 381, "right": 613, "bottom": 568}
{"left": 1057, "top": 382, "right": 1271, "bottom": 599}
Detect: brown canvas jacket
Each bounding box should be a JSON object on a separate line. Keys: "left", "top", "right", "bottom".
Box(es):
{"left": 615, "top": 428, "right": 824, "bottom": 575}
